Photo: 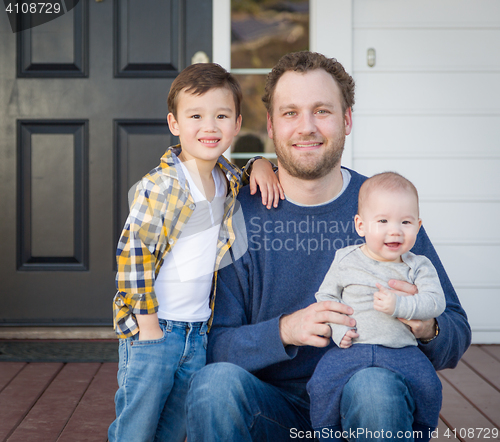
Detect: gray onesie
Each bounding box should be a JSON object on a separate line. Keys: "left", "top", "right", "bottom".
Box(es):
{"left": 316, "top": 244, "right": 446, "bottom": 348}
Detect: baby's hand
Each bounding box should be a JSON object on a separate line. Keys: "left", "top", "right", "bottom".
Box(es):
{"left": 249, "top": 159, "right": 284, "bottom": 209}
{"left": 373, "top": 283, "right": 397, "bottom": 315}
{"left": 339, "top": 329, "right": 358, "bottom": 349}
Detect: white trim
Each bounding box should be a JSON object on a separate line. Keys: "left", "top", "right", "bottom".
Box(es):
{"left": 354, "top": 154, "right": 500, "bottom": 160}
{"left": 231, "top": 153, "right": 277, "bottom": 159}
{"left": 421, "top": 197, "right": 500, "bottom": 203}
{"left": 213, "top": 0, "right": 231, "bottom": 69}
{"left": 455, "top": 284, "right": 500, "bottom": 289}
{"left": 432, "top": 240, "right": 500, "bottom": 246}
{"left": 231, "top": 69, "right": 272, "bottom": 75}
{"left": 471, "top": 331, "right": 500, "bottom": 344}
{"left": 470, "top": 326, "right": 500, "bottom": 346}
{"left": 354, "top": 24, "right": 500, "bottom": 30}
{"left": 471, "top": 326, "right": 500, "bottom": 332}
{"left": 311, "top": 0, "right": 354, "bottom": 169}
{"left": 355, "top": 68, "right": 500, "bottom": 73}
{"left": 213, "top": 0, "right": 232, "bottom": 157}
{"left": 354, "top": 110, "right": 500, "bottom": 116}
{"left": 310, "top": 0, "right": 353, "bottom": 68}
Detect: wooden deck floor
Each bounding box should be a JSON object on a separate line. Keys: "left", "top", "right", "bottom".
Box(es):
{"left": 436, "top": 345, "right": 500, "bottom": 442}
{"left": 0, "top": 345, "right": 498, "bottom": 442}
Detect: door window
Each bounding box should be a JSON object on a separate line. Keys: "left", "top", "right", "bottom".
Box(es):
{"left": 229, "top": 0, "right": 309, "bottom": 167}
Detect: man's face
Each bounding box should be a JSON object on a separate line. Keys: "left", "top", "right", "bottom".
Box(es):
{"left": 267, "top": 69, "right": 352, "bottom": 180}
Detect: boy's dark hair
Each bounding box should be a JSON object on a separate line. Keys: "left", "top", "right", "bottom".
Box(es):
{"left": 358, "top": 172, "right": 420, "bottom": 216}
{"left": 167, "top": 63, "right": 242, "bottom": 119}
{"left": 262, "top": 51, "right": 355, "bottom": 116}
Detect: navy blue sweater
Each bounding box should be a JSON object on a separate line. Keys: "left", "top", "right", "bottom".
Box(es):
{"left": 208, "top": 168, "right": 471, "bottom": 387}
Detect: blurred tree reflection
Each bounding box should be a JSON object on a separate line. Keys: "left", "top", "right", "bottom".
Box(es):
{"left": 230, "top": 0, "right": 309, "bottom": 160}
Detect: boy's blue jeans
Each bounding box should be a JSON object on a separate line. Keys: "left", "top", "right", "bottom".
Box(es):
{"left": 108, "top": 319, "right": 207, "bottom": 442}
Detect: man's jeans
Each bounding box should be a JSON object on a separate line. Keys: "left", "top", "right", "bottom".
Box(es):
{"left": 186, "top": 364, "right": 431, "bottom": 442}
{"left": 108, "top": 320, "right": 207, "bottom": 442}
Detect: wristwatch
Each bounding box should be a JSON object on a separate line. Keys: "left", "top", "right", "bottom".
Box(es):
{"left": 420, "top": 321, "right": 439, "bottom": 344}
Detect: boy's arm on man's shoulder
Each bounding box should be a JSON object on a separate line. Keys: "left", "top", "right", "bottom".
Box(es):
{"left": 239, "top": 156, "right": 278, "bottom": 186}
{"left": 411, "top": 227, "right": 471, "bottom": 370}
{"left": 238, "top": 157, "right": 283, "bottom": 209}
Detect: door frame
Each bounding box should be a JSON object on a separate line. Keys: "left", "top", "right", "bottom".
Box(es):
{"left": 212, "top": 0, "right": 354, "bottom": 167}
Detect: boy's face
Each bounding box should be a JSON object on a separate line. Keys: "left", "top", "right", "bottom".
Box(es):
{"left": 167, "top": 87, "right": 242, "bottom": 164}
{"left": 354, "top": 189, "right": 422, "bottom": 263}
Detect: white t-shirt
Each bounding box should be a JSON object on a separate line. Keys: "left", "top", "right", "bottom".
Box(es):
{"left": 285, "top": 168, "right": 351, "bottom": 207}
{"left": 154, "top": 163, "right": 227, "bottom": 322}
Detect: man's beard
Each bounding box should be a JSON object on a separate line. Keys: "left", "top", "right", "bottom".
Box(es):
{"left": 273, "top": 129, "right": 345, "bottom": 181}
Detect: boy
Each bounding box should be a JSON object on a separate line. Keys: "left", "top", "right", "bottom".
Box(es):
{"left": 307, "top": 172, "right": 446, "bottom": 441}
{"left": 108, "top": 63, "right": 282, "bottom": 442}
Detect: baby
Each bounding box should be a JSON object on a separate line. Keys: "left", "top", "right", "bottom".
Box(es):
{"left": 307, "top": 171, "right": 446, "bottom": 440}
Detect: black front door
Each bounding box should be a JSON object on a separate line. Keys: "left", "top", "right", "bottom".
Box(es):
{"left": 0, "top": 0, "right": 213, "bottom": 326}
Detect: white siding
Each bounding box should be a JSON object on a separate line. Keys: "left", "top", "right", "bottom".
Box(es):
{"left": 351, "top": 0, "right": 500, "bottom": 343}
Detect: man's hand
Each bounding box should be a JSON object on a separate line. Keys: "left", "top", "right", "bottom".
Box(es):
{"left": 398, "top": 317, "right": 436, "bottom": 340}
{"left": 388, "top": 279, "right": 437, "bottom": 341}
{"left": 279, "top": 301, "right": 356, "bottom": 347}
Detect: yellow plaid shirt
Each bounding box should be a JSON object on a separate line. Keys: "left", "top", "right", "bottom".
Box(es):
{"left": 113, "top": 145, "right": 253, "bottom": 338}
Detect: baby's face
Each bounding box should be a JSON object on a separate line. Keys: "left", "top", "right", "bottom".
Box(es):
{"left": 355, "top": 189, "right": 422, "bottom": 263}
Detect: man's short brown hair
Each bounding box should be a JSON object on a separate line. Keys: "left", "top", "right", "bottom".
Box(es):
{"left": 167, "top": 63, "right": 242, "bottom": 119}
{"left": 262, "top": 51, "right": 355, "bottom": 116}
{"left": 358, "top": 172, "right": 420, "bottom": 216}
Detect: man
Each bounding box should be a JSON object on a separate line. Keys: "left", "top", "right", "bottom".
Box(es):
{"left": 186, "top": 51, "right": 471, "bottom": 441}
